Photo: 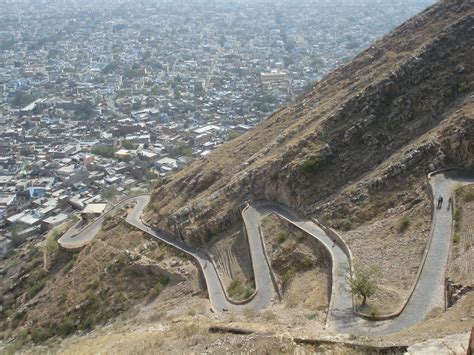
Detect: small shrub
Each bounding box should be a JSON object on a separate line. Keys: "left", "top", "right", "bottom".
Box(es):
{"left": 27, "top": 280, "right": 46, "bottom": 298}
{"left": 295, "top": 230, "right": 305, "bottom": 242}
{"left": 361, "top": 304, "right": 379, "bottom": 317}
{"left": 300, "top": 156, "right": 324, "bottom": 175}
{"left": 227, "top": 278, "right": 253, "bottom": 299}
{"left": 262, "top": 310, "right": 276, "bottom": 321}
{"left": 454, "top": 207, "right": 463, "bottom": 232}
{"left": 453, "top": 233, "right": 460, "bottom": 245}
{"left": 306, "top": 312, "right": 319, "bottom": 320}
{"left": 56, "top": 318, "right": 75, "bottom": 337}
{"left": 340, "top": 219, "right": 353, "bottom": 231}
{"left": 27, "top": 271, "right": 48, "bottom": 298}
{"left": 277, "top": 232, "right": 287, "bottom": 243}
{"left": 398, "top": 216, "right": 410, "bottom": 232}
{"left": 282, "top": 266, "right": 296, "bottom": 287}
{"left": 463, "top": 189, "right": 474, "bottom": 202}
{"left": 187, "top": 309, "right": 196, "bottom": 317}
{"left": 301, "top": 256, "right": 313, "bottom": 270}
{"left": 63, "top": 260, "right": 74, "bottom": 273}
{"left": 9, "top": 330, "right": 29, "bottom": 351}
{"left": 45, "top": 234, "right": 59, "bottom": 254}
{"left": 148, "top": 275, "right": 170, "bottom": 300}
{"left": 182, "top": 324, "right": 201, "bottom": 337}
{"left": 58, "top": 293, "right": 67, "bottom": 306}
{"left": 31, "top": 327, "right": 54, "bottom": 343}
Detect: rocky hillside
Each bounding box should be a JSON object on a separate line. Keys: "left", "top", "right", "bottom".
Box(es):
{"left": 146, "top": 0, "right": 473, "bottom": 243}
{"left": 0, "top": 212, "right": 201, "bottom": 347}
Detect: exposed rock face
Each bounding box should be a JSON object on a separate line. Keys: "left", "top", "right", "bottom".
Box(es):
{"left": 146, "top": 0, "right": 474, "bottom": 244}
{"left": 441, "top": 118, "right": 474, "bottom": 169}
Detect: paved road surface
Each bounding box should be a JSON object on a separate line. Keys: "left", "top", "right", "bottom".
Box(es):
{"left": 334, "top": 172, "right": 474, "bottom": 335}
{"left": 58, "top": 173, "right": 473, "bottom": 335}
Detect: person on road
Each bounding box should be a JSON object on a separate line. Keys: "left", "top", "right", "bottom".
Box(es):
{"left": 448, "top": 197, "right": 453, "bottom": 210}
{"left": 437, "top": 195, "right": 443, "bottom": 209}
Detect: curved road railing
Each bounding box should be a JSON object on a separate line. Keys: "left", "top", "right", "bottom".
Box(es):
{"left": 57, "top": 172, "right": 473, "bottom": 335}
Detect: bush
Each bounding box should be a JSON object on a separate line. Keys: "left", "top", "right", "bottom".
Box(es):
{"left": 398, "top": 216, "right": 410, "bottom": 232}
{"left": 463, "top": 189, "right": 474, "bottom": 202}
{"left": 262, "top": 310, "right": 276, "bottom": 321}
{"left": 31, "top": 327, "right": 54, "bottom": 343}
{"left": 295, "top": 230, "right": 305, "bottom": 242}
{"left": 301, "top": 256, "right": 313, "bottom": 270}
{"left": 26, "top": 270, "right": 48, "bottom": 298}
{"left": 339, "top": 219, "right": 353, "bottom": 231}
{"left": 56, "top": 318, "right": 75, "bottom": 337}
{"left": 227, "top": 278, "right": 253, "bottom": 299}
{"left": 148, "top": 275, "right": 170, "bottom": 300}
{"left": 27, "top": 279, "right": 47, "bottom": 298}
{"left": 282, "top": 266, "right": 296, "bottom": 287}
{"left": 300, "top": 156, "right": 324, "bottom": 175}
{"left": 45, "top": 233, "right": 59, "bottom": 254}
{"left": 63, "top": 260, "right": 74, "bottom": 273}
{"left": 454, "top": 207, "right": 463, "bottom": 232}
{"left": 277, "top": 232, "right": 287, "bottom": 243}
{"left": 76, "top": 291, "right": 104, "bottom": 331}
{"left": 306, "top": 312, "right": 319, "bottom": 320}
{"left": 453, "top": 233, "right": 460, "bottom": 245}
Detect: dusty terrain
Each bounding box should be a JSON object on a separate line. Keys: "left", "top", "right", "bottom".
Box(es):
{"left": 0, "top": 210, "right": 202, "bottom": 350}
{"left": 449, "top": 184, "right": 474, "bottom": 286}
{"left": 341, "top": 180, "right": 432, "bottom": 314}
{"left": 261, "top": 213, "right": 330, "bottom": 321}
{"left": 207, "top": 225, "right": 255, "bottom": 301}
{"left": 393, "top": 292, "right": 473, "bottom": 344}
{"left": 7, "top": 292, "right": 472, "bottom": 354}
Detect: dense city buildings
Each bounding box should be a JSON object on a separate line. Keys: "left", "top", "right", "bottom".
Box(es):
{"left": 0, "top": 0, "right": 434, "bottom": 256}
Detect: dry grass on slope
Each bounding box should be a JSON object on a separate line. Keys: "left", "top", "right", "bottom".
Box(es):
{"left": 449, "top": 184, "right": 474, "bottom": 286}
{"left": 261, "top": 214, "right": 330, "bottom": 321}
{"left": 2, "top": 212, "right": 200, "bottom": 350}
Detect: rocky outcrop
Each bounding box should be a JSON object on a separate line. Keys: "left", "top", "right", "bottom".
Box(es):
{"left": 441, "top": 118, "right": 474, "bottom": 169}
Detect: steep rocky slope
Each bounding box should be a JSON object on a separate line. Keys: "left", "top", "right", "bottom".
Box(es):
{"left": 146, "top": 0, "right": 473, "bottom": 243}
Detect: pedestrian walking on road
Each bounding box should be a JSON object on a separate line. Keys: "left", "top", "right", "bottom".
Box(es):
{"left": 448, "top": 197, "right": 453, "bottom": 211}
{"left": 437, "top": 195, "right": 443, "bottom": 209}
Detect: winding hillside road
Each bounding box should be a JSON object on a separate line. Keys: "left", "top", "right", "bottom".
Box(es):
{"left": 58, "top": 172, "right": 473, "bottom": 335}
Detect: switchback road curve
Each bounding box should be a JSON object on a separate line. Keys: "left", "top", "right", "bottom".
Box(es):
{"left": 58, "top": 172, "right": 473, "bottom": 335}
